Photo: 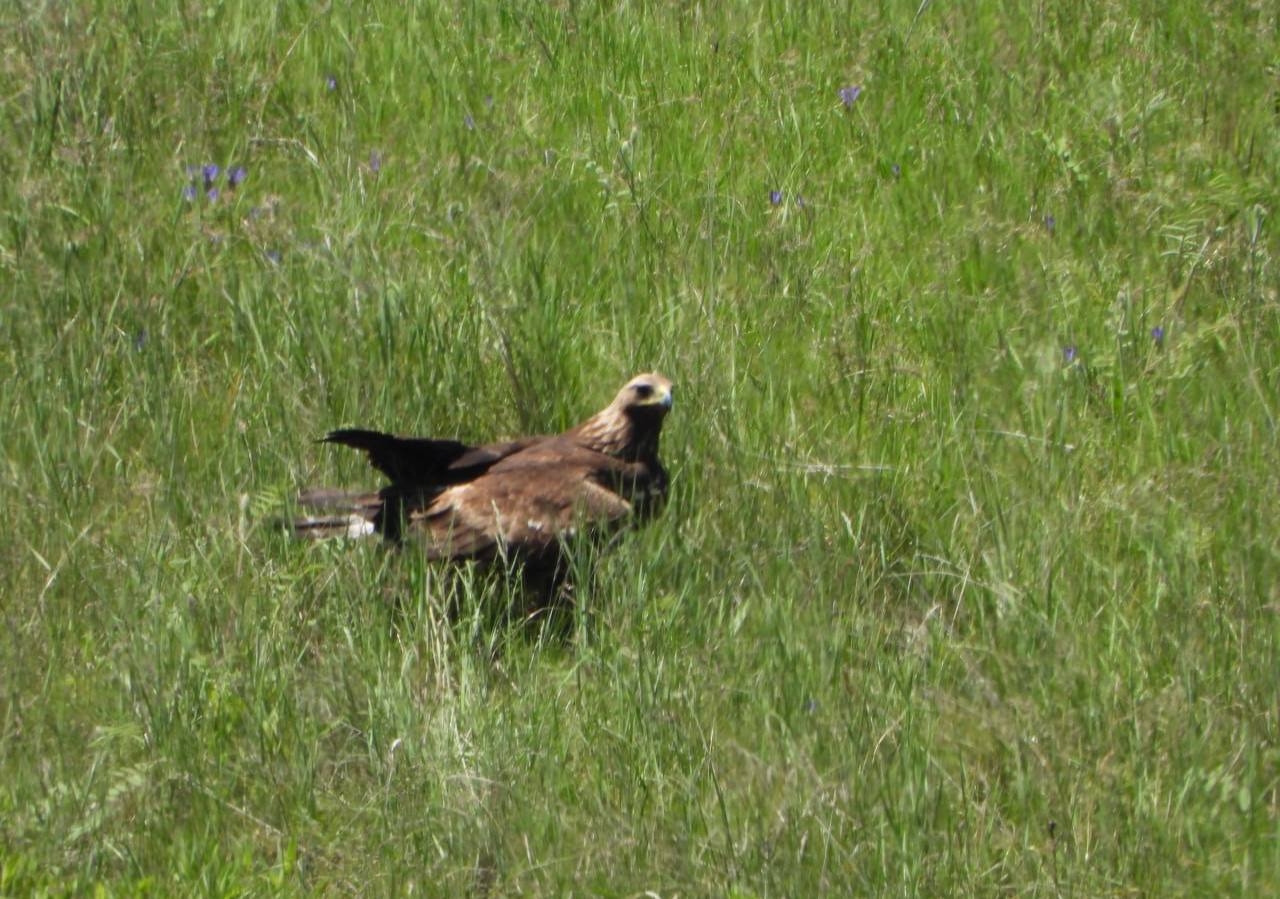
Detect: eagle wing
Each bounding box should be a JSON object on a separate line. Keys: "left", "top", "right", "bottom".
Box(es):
{"left": 407, "top": 442, "right": 653, "bottom": 562}
{"left": 322, "top": 429, "right": 542, "bottom": 487}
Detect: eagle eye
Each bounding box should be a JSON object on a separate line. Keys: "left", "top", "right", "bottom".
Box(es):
{"left": 633, "top": 383, "right": 654, "bottom": 399}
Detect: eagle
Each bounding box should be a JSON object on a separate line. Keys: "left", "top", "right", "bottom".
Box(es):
{"left": 287, "top": 373, "right": 674, "bottom": 607}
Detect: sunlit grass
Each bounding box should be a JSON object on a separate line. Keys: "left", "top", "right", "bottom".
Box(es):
{"left": 1, "top": 0, "right": 1277, "bottom": 894}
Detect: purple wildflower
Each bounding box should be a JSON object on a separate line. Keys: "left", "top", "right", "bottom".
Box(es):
{"left": 1044, "top": 214, "right": 1056, "bottom": 235}
{"left": 182, "top": 184, "right": 198, "bottom": 202}
{"left": 839, "top": 85, "right": 862, "bottom": 108}
{"left": 891, "top": 163, "right": 901, "bottom": 179}
{"left": 206, "top": 187, "right": 220, "bottom": 202}
{"left": 325, "top": 74, "right": 338, "bottom": 92}
{"left": 1063, "top": 345, "right": 1077, "bottom": 364}
{"left": 201, "top": 164, "right": 220, "bottom": 189}
{"left": 769, "top": 190, "right": 782, "bottom": 206}
{"left": 227, "top": 166, "right": 247, "bottom": 188}
{"left": 1151, "top": 326, "right": 1165, "bottom": 345}
{"left": 369, "top": 150, "right": 383, "bottom": 174}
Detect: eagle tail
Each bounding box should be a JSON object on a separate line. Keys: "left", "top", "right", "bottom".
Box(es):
{"left": 282, "top": 489, "right": 382, "bottom": 540}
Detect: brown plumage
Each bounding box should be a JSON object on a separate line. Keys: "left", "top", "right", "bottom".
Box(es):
{"left": 288, "top": 373, "right": 674, "bottom": 598}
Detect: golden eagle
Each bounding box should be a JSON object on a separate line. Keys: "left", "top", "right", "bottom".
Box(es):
{"left": 288, "top": 373, "right": 674, "bottom": 602}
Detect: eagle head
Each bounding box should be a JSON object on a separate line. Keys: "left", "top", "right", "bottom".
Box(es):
{"left": 572, "top": 372, "right": 674, "bottom": 460}
{"left": 615, "top": 372, "right": 674, "bottom": 417}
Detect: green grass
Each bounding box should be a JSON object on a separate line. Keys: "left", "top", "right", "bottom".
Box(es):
{"left": 2, "top": 0, "right": 1278, "bottom": 893}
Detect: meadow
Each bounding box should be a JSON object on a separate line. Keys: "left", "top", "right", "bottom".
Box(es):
{"left": 2, "top": 0, "right": 1278, "bottom": 894}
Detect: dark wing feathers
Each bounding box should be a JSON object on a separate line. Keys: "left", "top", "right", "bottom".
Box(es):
{"left": 321, "top": 429, "right": 473, "bottom": 484}
{"left": 322, "top": 429, "right": 541, "bottom": 487}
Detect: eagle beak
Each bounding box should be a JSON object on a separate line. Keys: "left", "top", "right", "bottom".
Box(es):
{"left": 659, "top": 387, "right": 673, "bottom": 410}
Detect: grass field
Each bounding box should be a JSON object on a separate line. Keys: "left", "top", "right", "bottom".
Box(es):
{"left": 2, "top": 0, "right": 1278, "bottom": 894}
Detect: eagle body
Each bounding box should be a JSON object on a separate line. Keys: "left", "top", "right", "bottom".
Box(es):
{"left": 290, "top": 374, "right": 674, "bottom": 589}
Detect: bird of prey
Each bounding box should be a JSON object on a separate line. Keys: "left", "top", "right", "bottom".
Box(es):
{"left": 287, "top": 373, "right": 674, "bottom": 605}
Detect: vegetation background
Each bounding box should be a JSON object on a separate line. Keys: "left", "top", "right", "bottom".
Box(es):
{"left": 2, "top": 0, "right": 1277, "bottom": 894}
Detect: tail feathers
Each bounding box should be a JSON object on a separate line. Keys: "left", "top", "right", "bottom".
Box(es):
{"left": 281, "top": 489, "right": 382, "bottom": 540}
{"left": 296, "top": 488, "right": 381, "bottom": 510}
{"left": 289, "top": 513, "right": 378, "bottom": 540}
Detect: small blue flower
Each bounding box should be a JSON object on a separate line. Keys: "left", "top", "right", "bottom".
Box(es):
{"left": 769, "top": 190, "right": 782, "bottom": 206}
{"left": 325, "top": 74, "right": 338, "bottom": 92}
{"left": 891, "top": 163, "right": 901, "bottom": 179}
{"left": 1044, "top": 214, "right": 1056, "bottom": 234}
{"left": 202, "top": 164, "right": 220, "bottom": 189}
{"left": 1063, "top": 345, "right": 1077, "bottom": 363}
{"left": 1151, "top": 326, "right": 1165, "bottom": 345}
{"left": 182, "top": 184, "right": 198, "bottom": 202}
{"left": 206, "top": 187, "right": 220, "bottom": 202}
{"left": 369, "top": 150, "right": 383, "bottom": 174}
{"left": 227, "top": 166, "right": 247, "bottom": 188}
{"left": 839, "top": 85, "right": 862, "bottom": 108}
